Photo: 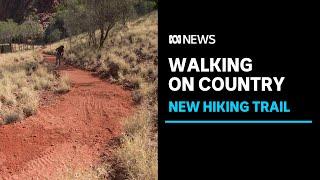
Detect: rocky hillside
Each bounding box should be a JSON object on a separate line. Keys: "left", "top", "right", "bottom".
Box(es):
{"left": 0, "top": 0, "right": 62, "bottom": 25}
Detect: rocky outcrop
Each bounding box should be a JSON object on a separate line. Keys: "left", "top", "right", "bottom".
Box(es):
{"left": 34, "top": 0, "right": 62, "bottom": 13}
{"left": 0, "top": 0, "right": 34, "bottom": 22}
{"left": 0, "top": 0, "right": 62, "bottom": 24}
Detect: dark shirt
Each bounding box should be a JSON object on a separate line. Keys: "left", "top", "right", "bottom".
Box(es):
{"left": 56, "top": 46, "right": 64, "bottom": 55}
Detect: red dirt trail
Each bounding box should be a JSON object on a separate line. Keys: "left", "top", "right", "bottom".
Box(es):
{"left": 0, "top": 55, "right": 133, "bottom": 179}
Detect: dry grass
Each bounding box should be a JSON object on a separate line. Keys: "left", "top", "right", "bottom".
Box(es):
{"left": 104, "top": 12, "right": 158, "bottom": 180}
{"left": 115, "top": 104, "right": 157, "bottom": 180}
{"left": 0, "top": 50, "right": 70, "bottom": 124}
{"left": 55, "top": 75, "right": 71, "bottom": 94}
{"left": 57, "top": 166, "right": 110, "bottom": 180}
{"left": 55, "top": 12, "right": 158, "bottom": 179}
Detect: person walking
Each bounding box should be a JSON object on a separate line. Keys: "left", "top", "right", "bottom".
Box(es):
{"left": 55, "top": 45, "right": 64, "bottom": 67}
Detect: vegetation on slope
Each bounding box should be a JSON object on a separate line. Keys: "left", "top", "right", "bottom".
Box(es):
{"left": 47, "top": 12, "right": 158, "bottom": 179}
{"left": 0, "top": 0, "right": 157, "bottom": 47}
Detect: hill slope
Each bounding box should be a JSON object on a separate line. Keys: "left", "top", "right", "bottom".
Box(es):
{"left": 61, "top": 12, "right": 158, "bottom": 179}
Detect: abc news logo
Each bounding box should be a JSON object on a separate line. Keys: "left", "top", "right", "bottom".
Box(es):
{"left": 169, "top": 34, "right": 216, "bottom": 45}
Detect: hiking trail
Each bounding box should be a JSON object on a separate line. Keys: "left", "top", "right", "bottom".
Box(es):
{"left": 0, "top": 54, "right": 133, "bottom": 179}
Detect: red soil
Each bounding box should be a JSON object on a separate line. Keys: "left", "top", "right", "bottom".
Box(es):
{"left": 0, "top": 55, "right": 133, "bottom": 179}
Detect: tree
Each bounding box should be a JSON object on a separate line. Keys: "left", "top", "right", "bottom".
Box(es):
{"left": 44, "top": 16, "right": 68, "bottom": 43}
{"left": 0, "top": 19, "right": 43, "bottom": 51}
{"left": 0, "top": 20, "right": 18, "bottom": 44}
{"left": 57, "top": 0, "right": 137, "bottom": 48}
{"left": 19, "top": 20, "right": 43, "bottom": 44}
{"left": 135, "top": 0, "right": 157, "bottom": 15}
{"left": 47, "top": 29, "right": 62, "bottom": 43}
{"left": 86, "top": 0, "right": 137, "bottom": 48}
{"left": 57, "top": 0, "right": 87, "bottom": 37}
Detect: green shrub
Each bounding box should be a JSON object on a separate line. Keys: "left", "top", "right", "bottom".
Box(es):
{"left": 135, "top": 1, "right": 157, "bottom": 15}
{"left": 47, "top": 29, "right": 62, "bottom": 43}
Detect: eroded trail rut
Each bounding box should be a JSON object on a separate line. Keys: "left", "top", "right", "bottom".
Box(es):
{"left": 0, "top": 55, "right": 133, "bottom": 179}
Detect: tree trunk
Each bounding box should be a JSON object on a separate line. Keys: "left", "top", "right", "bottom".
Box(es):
{"left": 88, "top": 32, "right": 91, "bottom": 46}
{"left": 9, "top": 42, "right": 12, "bottom": 53}
{"left": 99, "top": 24, "right": 114, "bottom": 49}
{"left": 99, "top": 27, "right": 105, "bottom": 48}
